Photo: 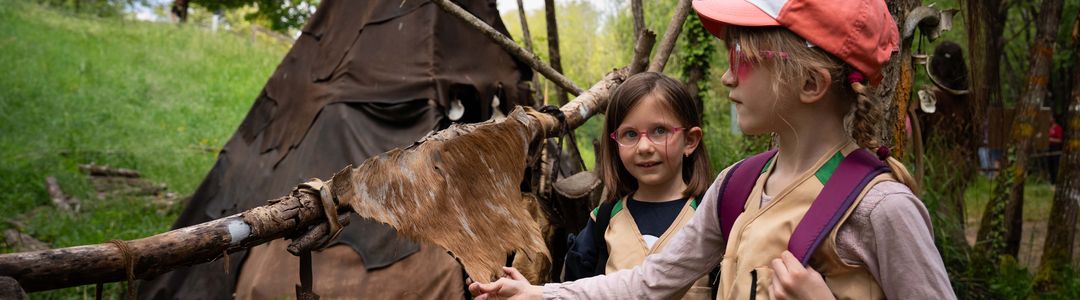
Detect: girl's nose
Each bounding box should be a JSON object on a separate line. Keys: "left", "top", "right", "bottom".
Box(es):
{"left": 721, "top": 68, "right": 737, "bottom": 87}
{"left": 635, "top": 136, "right": 656, "bottom": 154}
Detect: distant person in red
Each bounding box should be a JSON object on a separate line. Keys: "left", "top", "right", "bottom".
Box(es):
{"left": 1048, "top": 119, "right": 1063, "bottom": 184}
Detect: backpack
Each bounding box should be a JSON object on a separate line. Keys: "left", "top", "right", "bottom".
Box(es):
{"left": 716, "top": 148, "right": 889, "bottom": 264}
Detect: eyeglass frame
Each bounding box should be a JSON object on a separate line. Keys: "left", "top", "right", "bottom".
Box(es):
{"left": 727, "top": 42, "right": 792, "bottom": 81}
{"left": 609, "top": 126, "right": 686, "bottom": 147}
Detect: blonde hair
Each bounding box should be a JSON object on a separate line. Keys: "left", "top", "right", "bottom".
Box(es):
{"left": 725, "top": 26, "right": 920, "bottom": 194}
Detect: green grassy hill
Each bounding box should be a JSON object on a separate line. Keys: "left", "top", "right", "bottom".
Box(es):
{"left": 0, "top": 0, "right": 284, "bottom": 297}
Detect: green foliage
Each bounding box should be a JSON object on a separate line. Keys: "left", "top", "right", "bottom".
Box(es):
{"left": 0, "top": 0, "right": 283, "bottom": 297}
{"left": 989, "top": 256, "right": 1034, "bottom": 299}
{"left": 189, "top": 0, "right": 318, "bottom": 34}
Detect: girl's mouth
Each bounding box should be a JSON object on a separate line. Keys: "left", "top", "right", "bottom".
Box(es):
{"left": 637, "top": 161, "right": 661, "bottom": 168}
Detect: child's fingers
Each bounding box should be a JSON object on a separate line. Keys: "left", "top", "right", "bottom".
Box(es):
{"left": 770, "top": 258, "right": 789, "bottom": 281}
{"left": 503, "top": 266, "right": 527, "bottom": 281}
{"left": 470, "top": 281, "right": 501, "bottom": 295}
{"left": 468, "top": 282, "right": 481, "bottom": 295}
{"left": 780, "top": 251, "right": 804, "bottom": 272}
{"left": 768, "top": 277, "right": 788, "bottom": 300}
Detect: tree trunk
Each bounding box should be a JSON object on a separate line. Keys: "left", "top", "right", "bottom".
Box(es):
{"left": 681, "top": 16, "right": 714, "bottom": 117}
{"left": 966, "top": 1, "right": 1010, "bottom": 288}
{"left": 542, "top": 0, "right": 584, "bottom": 175}
{"left": 880, "top": 0, "right": 921, "bottom": 157}
{"left": 648, "top": 0, "right": 692, "bottom": 73}
{"left": 1033, "top": 17, "right": 1080, "bottom": 293}
{"left": 515, "top": 0, "right": 543, "bottom": 104}
{"left": 544, "top": 0, "right": 569, "bottom": 106}
{"left": 978, "top": 0, "right": 1065, "bottom": 263}
{"left": 631, "top": 0, "right": 645, "bottom": 41}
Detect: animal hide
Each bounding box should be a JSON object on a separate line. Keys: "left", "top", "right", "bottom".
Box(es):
{"left": 330, "top": 108, "right": 550, "bottom": 283}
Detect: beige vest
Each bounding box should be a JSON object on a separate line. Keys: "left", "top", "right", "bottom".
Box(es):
{"left": 718, "top": 144, "right": 893, "bottom": 300}
{"left": 601, "top": 197, "right": 712, "bottom": 300}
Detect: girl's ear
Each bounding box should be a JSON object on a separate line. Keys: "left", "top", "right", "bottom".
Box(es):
{"left": 683, "top": 126, "right": 703, "bottom": 156}
{"left": 799, "top": 67, "right": 832, "bottom": 104}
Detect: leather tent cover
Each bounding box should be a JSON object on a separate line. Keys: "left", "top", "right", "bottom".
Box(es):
{"left": 138, "top": 0, "right": 533, "bottom": 298}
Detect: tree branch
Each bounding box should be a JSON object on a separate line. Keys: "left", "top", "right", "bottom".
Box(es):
{"left": 648, "top": 0, "right": 692, "bottom": 73}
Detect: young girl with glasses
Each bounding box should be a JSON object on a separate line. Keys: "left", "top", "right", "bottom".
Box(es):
{"left": 559, "top": 72, "right": 713, "bottom": 300}
{"left": 470, "top": 0, "right": 954, "bottom": 299}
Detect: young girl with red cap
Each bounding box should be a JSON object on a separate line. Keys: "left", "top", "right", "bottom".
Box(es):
{"left": 470, "top": 0, "right": 955, "bottom": 299}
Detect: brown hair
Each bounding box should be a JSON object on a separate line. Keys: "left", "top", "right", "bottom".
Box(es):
{"left": 598, "top": 72, "right": 713, "bottom": 202}
{"left": 724, "top": 26, "right": 920, "bottom": 194}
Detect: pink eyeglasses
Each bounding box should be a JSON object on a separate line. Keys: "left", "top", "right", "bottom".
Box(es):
{"left": 728, "top": 42, "right": 790, "bottom": 80}
{"left": 609, "top": 126, "right": 684, "bottom": 147}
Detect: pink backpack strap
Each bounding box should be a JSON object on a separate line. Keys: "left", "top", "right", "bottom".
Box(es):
{"left": 716, "top": 150, "right": 777, "bottom": 241}
{"left": 787, "top": 148, "right": 888, "bottom": 264}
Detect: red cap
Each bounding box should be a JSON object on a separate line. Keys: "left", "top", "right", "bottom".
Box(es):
{"left": 693, "top": 0, "right": 899, "bottom": 84}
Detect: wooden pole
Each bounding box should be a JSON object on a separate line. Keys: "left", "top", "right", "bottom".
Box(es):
{"left": 543, "top": 0, "right": 574, "bottom": 102}
{"left": 0, "top": 189, "right": 329, "bottom": 292}
{"left": 515, "top": 0, "right": 543, "bottom": 104}
{"left": 648, "top": 0, "right": 692, "bottom": 73}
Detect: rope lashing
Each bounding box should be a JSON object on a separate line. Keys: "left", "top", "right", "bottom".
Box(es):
{"left": 107, "top": 239, "right": 136, "bottom": 300}
{"left": 298, "top": 179, "right": 344, "bottom": 247}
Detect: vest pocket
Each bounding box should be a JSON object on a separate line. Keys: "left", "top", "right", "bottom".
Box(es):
{"left": 750, "top": 267, "right": 773, "bottom": 300}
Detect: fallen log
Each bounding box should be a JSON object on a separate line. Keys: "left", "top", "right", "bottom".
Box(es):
{"left": 78, "top": 164, "right": 141, "bottom": 178}
{"left": 45, "top": 176, "right": 78, "bottom": 212}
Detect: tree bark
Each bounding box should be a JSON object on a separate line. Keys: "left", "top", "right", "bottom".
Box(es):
{"left": 978, "top": 0, "right": 1065, "bottom": 261}
{"left": 648, "top": 0, "right": 692, "bottom": 73}
{"left": 880, "top": 0, "right": 920, "bottom": 157}
{"left": 629, "top": 30, "right": 656, "bottom": 74}
{"left": 1033, "top": 16, "right": 1080, "bottom": 293}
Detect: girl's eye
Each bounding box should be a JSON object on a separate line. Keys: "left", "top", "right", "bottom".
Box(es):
{"left": 652, "top": 127, "right": 669, "bottom": 135}
{"left": 622, "top": 130, "right": 639, "bottom": 139}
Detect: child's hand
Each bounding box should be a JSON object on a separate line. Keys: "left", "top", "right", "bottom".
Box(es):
{"left": 768, "top": 251, "right": 835, "bottom": 300}
{"left": 468, "top": 267, "right": 543, "bottom": 300}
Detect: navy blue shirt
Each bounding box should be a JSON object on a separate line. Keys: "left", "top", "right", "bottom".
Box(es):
{"left": 561, "top": 196, "right": 689, "bottom": 281}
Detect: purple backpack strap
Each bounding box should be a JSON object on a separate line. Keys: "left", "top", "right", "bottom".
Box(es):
{"left": 716, "top": 149, "right": 777, "bottom": 241}
{"left": 787, "top": 148, "right": 889, "bottom": 264}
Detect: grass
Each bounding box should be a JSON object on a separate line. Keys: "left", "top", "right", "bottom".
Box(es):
{"left": 964, "top": 173, "right": 1057, "bottom": 224}
{"left": 0, "top": 0, "right": 284, "bottom": 298}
